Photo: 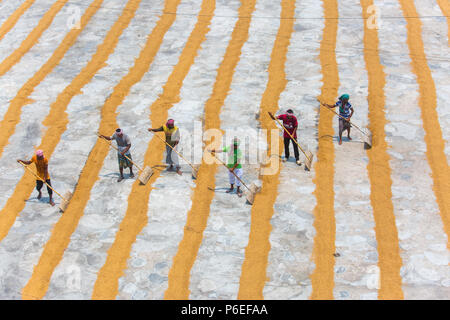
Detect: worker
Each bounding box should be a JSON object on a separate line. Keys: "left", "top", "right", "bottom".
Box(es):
{"left": 148, "top": 119, "right": 182, "bottom": 175}
{"left": 323, "top": 94, "right": 354, "bottom": 145}
{"left": 17, "top": 150, "right": 55, "bottom": 206}
{"left": 209, "top": 138, "right": 243, "bottom": 197}
{"left": 99, "top": 128, "right": 134, "bottom": 182}
{"left": 270, "top": 109, "right": 301, "bottom": 165}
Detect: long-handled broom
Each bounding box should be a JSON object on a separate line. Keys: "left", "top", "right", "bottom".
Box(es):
{"left": 268, "top": 112, "right": 314, "bottom": 171}
{"left": 97, "top": 133, "right": 153, "bottom": 184}
{"left": 18, "top": 161, "right": 72, "bottom": 212}
{"left": 318, "top": 100, "right": 373, "bottom": 149}
{"left": 150, "top": 131, "right": 199, "bottom": 179}
{"left": 210, "top": 152, "right": 260, "bottom": 205}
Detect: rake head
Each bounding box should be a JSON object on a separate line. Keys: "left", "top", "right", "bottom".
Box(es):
{"left": 245, "top": 181, "right": 262, "bottom": 205}
{"left": 363, "top": 131, "right": 373, "bottom": 150}
{"left": 304, "top": 151, "right": 314, "bottom": 171}
{"left": 59, "top": 191, "right": 73, "bottom": 212}
{"left": 138, "top": 166, "right": 154, "bottom": 185}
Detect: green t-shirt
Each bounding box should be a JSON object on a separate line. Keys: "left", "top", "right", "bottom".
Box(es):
{"left": 223, "top": 146, "right": 242, "bottom": 169}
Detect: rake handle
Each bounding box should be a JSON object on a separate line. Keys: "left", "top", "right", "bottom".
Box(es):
{"left": 268, "top": 112, "right": 312, "bottom": 162}
{"left": 151, "top": 132, "right": 198, "bottom": 174}
{"left": 211, "top": 152, "right": 251, "bottom": 192}
{"left": 18, "top": 161, "right": 66, "bottom": 200}
{"left": 97, "top": 133, "right": 144, "bottom": 172}
{"left": 319, "top": 102, "right": 369, "bottom": 137}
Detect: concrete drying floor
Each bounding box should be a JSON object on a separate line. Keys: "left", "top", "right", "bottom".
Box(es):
{"left": 0, "top": 0, "right": 448, "bottom": 300}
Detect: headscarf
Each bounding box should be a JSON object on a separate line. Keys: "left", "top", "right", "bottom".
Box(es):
{"left": 339, "top": 94, "right": 350, "bottom": 100}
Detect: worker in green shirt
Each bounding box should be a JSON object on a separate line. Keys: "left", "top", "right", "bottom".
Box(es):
{"left": 209, "top": 138, "right": 243, "bottom": 197}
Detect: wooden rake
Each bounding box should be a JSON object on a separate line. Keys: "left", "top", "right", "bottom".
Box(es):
{"left": 97, "top": 133, "right": 153, "bottom": 184}
{"left": 268, "top": 112, "right": 314, "bottom": 171}
{"left": 18, "top": 161, "right": 72, "bottom": 212}
{"left": 318, "top": 100, "right": 373, "bottom": 149}
{"left": 150, "top": 131, "right": 199, "bottom": 179}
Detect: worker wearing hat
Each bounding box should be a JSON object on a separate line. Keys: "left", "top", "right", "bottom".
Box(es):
{"left": 99, "top": 128, "right": 134, "bottom": 182}
{"left": 17, "top": 150, "right": 55, "bottom": 206}
{"left": 323, "top": 94, "right": 354, "bottom": 145}
{"left": 148, "top": 119, "right": 182, "bottom": 175}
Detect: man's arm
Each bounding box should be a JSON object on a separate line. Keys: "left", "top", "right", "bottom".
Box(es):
{"left": 121, "top": 144, "right": 131, "bottom": 155}
{"left": 269, "top": 113, "right": 283, "bottom": 120}
{"left": 348, "top": 107, "right": 354, "bottom": 120}
{"left": 148, "top": 126, "right": 164, "bottom": 132}
{"left": 17, "top": 159, "right": 32, "bottom": 165}
{"left": 293, "top": 117, "right": 298, "bottom": 133}
{"left": 99, "top": 134, "right": 113, "bottom": 141}
{"left": 172, "top": 129, "right": 180, "bottom": 147}
{"left": 208, "top": 148, "right": 223, "bottom": 153}
{"left": 232, "top": 153, "right": 243, "bottom": 172}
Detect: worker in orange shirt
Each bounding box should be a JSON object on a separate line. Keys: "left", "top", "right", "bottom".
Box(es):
{"left": 17, "top": 149, "right": 55, "bottom": 206}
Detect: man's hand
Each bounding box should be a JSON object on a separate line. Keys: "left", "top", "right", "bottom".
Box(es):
{"left": 148, "top": 128, "right": 154, "bottom": 132}
{"left": 17, "top": 159, "right": 22, "bottom": 164}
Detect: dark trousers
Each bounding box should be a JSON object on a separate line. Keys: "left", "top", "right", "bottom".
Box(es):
{"left": 284, "top": 137, "right": 299, "bottom": 161}
{"left": 36, "top": 179, "right": 52, "bottom": 196}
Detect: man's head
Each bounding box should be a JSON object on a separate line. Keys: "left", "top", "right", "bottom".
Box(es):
{"left": 36, "top": 149, "right": 44, "bottom": 160}
{"left": 116, "top": 128, "right": 123, "bottom": 137}
{"left": 286, "top": 109, "right": 294, "bottom": 118}
{"left": 339, "top": 94, "right": 350, "bottom": 103}
{"left": 166, "top": 119, "right": 175, "bottom": 129}
{"left": 233, "top": 137, "right": 240, "bottom": 149}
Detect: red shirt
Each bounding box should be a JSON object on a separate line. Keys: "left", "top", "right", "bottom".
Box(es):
{"left": 277, "top": 114, "right": 298, "bottom": 138}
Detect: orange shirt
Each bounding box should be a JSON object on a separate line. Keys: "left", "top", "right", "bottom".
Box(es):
{"left": 30, "top": 155, "right": 50, "bottom": 180}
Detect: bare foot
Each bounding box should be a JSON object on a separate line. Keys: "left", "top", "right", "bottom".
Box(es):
{"left": 237, "top": 190, "right": 243, "bottom": 197}
{"left": 129, "top": 172, "right": 135, "bottom": 178}
{"left": 37, "top": 192, "right": 42, "bottom": 200}
{"left": 226, "top": 188, "right": 234, "bottom": 193}
{"left": 339, "top": 139, "right": 342, "bottom": 145}
{"left": 117, "top": 176, "right": 124, "bottom": 182}
{"left": 176, "top": 170, "right": 182, "bottom": 176}
{"left": 348, "top": 136, "right": 352, "bottom": 140}
{"left": 49, "top": 200, "right": 55, "bottom": 206}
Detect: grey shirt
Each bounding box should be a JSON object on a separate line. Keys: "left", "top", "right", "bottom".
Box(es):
{"left": 111, "top": 133, "right": 131, "bottom": 153}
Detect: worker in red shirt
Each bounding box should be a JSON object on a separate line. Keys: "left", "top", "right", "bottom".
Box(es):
{"left": 272, "top": 109, "right": 301, "bottom": 165}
